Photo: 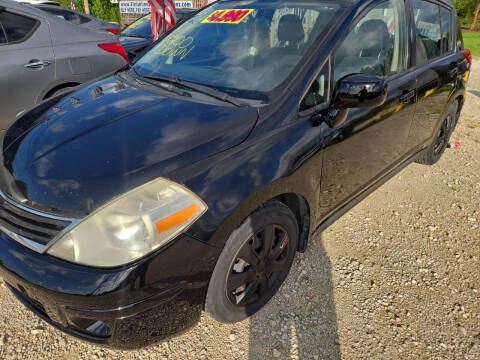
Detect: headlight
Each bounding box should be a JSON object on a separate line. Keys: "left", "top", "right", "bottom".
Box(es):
{"left": 47, "top": 178, "right": 207, "bottom": 267}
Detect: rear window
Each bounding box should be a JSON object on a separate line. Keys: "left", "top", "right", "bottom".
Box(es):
{"left": 78, "top": 14, "right": 91, "bottom": 24}
{"left": 0, "top": 11, "right": 38, "bottom": 43}
{"left": 121, "top": 14, "right": 153, "bottom": 38}
{"left": 59, "top": 9, "right": 85, "bottom": 25}
{"left": 40, "top": 7, "right": 89, "bottom": 25}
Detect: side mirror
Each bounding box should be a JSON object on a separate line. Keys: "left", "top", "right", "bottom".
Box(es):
{"left": 325, "top": 73, "right": 387, "bottom": 128}
{"left": 333, "top": 73, "right": 387, "bottom": 110}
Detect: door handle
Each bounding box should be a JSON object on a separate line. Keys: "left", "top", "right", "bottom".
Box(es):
{"left": 24, "top": 60, "right": 51, "bottom": 69}
{"left": 400, "top": 90, "right": 415, "bottom": 104}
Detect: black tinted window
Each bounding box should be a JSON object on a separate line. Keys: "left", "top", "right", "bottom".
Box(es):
{"left": 0, "top": 12, "right": 38, "bottom": 43}
{"left": 413, "top": 0, "right": 441, "bottom": 65}
{"left": 79, "top": 15, "right": 91, "bottom": 24}
{"left": 440, "top": 6, "right": 452, "bottom": 53}
{"left": 61, "top": 10, "right": 83, "bottom": 25}
{"left": 41, "top": 7, "right": 83, "bottom": 25}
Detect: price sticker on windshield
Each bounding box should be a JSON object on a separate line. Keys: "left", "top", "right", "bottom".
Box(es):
{"left": 202, "top": 9, "right": 253, "bottom": 24}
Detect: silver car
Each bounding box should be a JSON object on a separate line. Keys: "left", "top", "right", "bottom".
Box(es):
{"left": 33, "top": 5, "right": 120, "bottom": 33}
{"left": 0, "top": 0, "right": 128, "bottom": 132}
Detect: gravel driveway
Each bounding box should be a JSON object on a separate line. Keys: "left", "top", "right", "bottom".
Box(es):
{"left": 0, "top": 61, "right": 479, "bottom": 360}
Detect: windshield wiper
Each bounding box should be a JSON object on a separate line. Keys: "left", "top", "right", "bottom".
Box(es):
{"left": 132, "top": 68, "right": 189, "bottom": 97}
{"left": 138, "top": 73, "right": 245, "bottom": 107}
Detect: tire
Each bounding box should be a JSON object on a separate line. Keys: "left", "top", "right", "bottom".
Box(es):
{"left": 205, "top": 201, "right": 299, "bottom": 323}
{"left": 416, "top": 101, "right": 457, "bottom": 165}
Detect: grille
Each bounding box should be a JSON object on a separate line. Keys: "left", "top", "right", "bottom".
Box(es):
{"left": 0, "top": 194, "right": 72, "bottom": 246}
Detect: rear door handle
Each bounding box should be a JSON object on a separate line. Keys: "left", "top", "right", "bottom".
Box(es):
{"left": 400, "top": 90, "right": 415, "bottom": 104}
{"left": 24, "top": 60, "right": 51, "bottom": 69}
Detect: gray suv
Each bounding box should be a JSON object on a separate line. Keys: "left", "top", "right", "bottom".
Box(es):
{"left": 0, "top": 0, "right": 128, "bottom": 133}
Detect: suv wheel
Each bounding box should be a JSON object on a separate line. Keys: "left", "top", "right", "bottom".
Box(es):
{"left": 205, "top": 201, "right": 298, "bottom": 323}
{"left": 416, "top": 101, "right": 457, "bottom": 165}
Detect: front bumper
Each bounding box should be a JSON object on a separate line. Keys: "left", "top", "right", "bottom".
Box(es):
{"left": 0, "top": 231, "right": 220, "bottom": 349}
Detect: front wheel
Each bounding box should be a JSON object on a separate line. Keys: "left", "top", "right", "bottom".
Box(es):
{"left": 416, "top": 101, "right": 457, "bottom": 165}
{"left": 205, "top": 201, "right": 298, "bottom": 323}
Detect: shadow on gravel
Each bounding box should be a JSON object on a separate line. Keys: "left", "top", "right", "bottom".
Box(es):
{"left": 467, "top": 89, "right": 480, "bottom": 97}
{"left": 248, "top": 235, "right": 341, "bottom": 360}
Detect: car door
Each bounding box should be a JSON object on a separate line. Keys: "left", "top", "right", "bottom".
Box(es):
{"left": 319, "top": 0, "right": 417, "bottom": 211}
{"left": 0, "top": 8, "right": 55, "bottom": 130}
{"left": 405, "top": 0, "right": 457, "bottom": 149}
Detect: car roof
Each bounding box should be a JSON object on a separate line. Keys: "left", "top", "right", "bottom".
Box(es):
{"left": 0, "top": 0, "right": 82, "bottom": 25}
{"left": 33, "top": 3, "right": 99, "bottom": 20}
{"left": 0, "top": 0, "right": 46, "bottom": 13}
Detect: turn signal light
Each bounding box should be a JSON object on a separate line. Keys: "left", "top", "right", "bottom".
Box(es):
{"left": 156, "top": 204, "right": 200, "bottom": 234}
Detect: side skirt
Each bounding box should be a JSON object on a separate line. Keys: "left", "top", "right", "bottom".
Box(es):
{"left": 313, "top": 148, "right": 425, "bottom": 236}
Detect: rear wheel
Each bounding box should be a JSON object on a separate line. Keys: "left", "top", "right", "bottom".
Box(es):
{"left": 416, "top": 101, "right": 457, "bottom": 165}
{"left": 205, "top": 201, "right": 298, "bottom": 323}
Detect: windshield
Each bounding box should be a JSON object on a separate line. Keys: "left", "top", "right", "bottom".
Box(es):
{"left": 134, "top": 1, "right": 341, "bottom": 101}
{"left": 121, "top": 11, "right": 194, "bottom": 38}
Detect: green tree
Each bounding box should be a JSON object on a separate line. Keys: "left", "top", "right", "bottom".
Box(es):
{"left": 471, "top": 1, "right": 480, "bottom": 30}
{"left": 89, "top": 0, "right": 120, "bottom": 23}
{"left": 59, "top": 0, "right": 120, "bottom": 23}
{"left": 453, "top": 0, "right": 480, "bottom": 29}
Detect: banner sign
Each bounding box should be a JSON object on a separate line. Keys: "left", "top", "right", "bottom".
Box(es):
{"left": 120, "top": 1, "right": 193, "bottom": 13}
{"left": 202, "top": 9, "right": 253, "bottom": 24}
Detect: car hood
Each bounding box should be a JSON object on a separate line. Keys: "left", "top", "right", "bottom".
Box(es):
{"left": 0, "top": 76, "right": 258, "bottom": 216}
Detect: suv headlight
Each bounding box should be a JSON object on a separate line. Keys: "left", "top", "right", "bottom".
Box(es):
{"left": 47, "top": 178, "right": 207, "bottom": 267}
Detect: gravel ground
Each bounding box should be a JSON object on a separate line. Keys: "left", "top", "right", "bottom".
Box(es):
{"left": 0, "top": 61, "right": 479, "bottom": 360}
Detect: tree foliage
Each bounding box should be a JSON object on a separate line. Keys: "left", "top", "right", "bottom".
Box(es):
{"left": 58, "top": 0, "right": 121, "bottom": 24}
{"left": 453, "top": 0, "right": 480, "bottom": 29}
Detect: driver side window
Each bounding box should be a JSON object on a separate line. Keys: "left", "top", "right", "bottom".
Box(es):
{"left": 334, "top": 0, "right": 407, "bottom": 85}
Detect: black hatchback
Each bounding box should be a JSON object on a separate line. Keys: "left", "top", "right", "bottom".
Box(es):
{"left": 0, "top": 0, "right": 471, "bottom": 349}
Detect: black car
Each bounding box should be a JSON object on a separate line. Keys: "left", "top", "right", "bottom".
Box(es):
{"left": 119, "top": 9, "right": 196, "bottom": 61}
{"left": 0, "top": 0, "right": 471, "bottom": 349}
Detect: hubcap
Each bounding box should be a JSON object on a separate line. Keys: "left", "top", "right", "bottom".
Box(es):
{"left": 226, "top": 224, "right": 290, "bottom": 307}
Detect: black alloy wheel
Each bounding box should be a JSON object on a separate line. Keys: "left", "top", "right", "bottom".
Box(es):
{"left": 205, "top": 201, "right": 298, "bottom": 323}
{"left": 416, "top": 101, "right": 458, "bottom": 165}
{"left": 226, "top": 224, "right": 290, "bottom": 307}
